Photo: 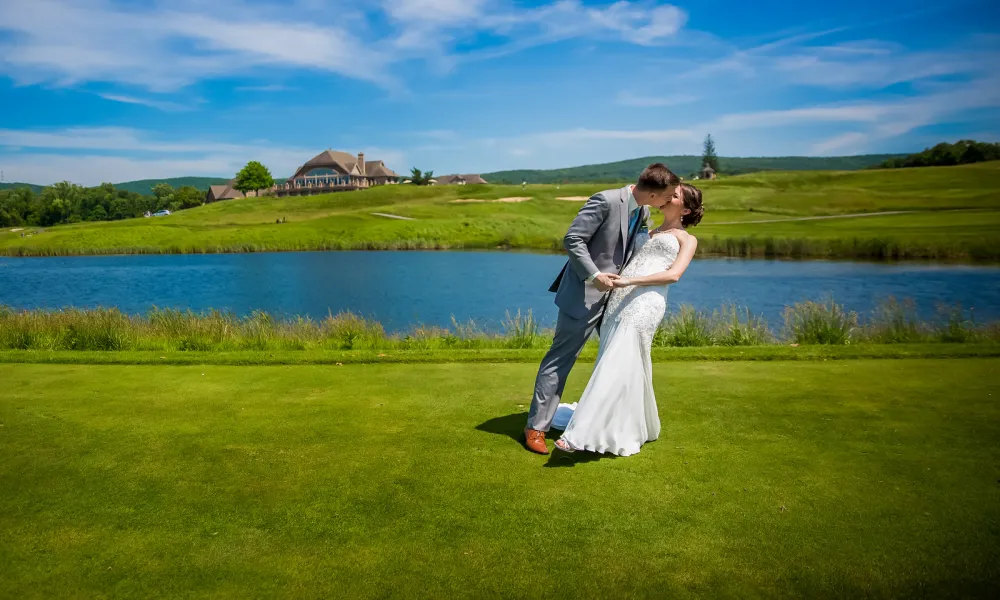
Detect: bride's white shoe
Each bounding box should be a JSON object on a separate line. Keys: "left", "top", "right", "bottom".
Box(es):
{"left": 554, "top": 438, "right": 576, "bottom": 452}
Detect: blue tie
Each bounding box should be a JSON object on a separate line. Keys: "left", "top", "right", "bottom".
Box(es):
{"left": 628, "top": 208, "right": 641, "bottom": 240}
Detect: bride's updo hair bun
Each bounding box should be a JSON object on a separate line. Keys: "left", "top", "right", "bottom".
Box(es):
{"left": 680, "top": 184, "right": 704, "bottom": 228}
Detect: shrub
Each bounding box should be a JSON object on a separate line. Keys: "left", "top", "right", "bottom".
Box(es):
{"left": 934, "top": 304, "right": 976, "bottom": 343}
{"left": 783, "top": 299, "right": 856, "bottom": 345}
{"left": 61, "top": 308, "right": 138, "bottom": 351}
{"left": 503, "top": 309, "right": 542, "bottom": 349}
{"left": 858, "top": 297, "right": 927, "bottom": 343}
{"left": 715, "top": 305, "right": 773, "bottom": 346}
{"left": 655, "top": 305, "right": 716, "bottom": 347}
{"left": 322, "top": 311, "right": 386, "bottom": 350}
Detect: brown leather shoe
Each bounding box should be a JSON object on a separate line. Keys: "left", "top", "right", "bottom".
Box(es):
{"left": 524, "top": 428, "right": 550, "bottom": 454}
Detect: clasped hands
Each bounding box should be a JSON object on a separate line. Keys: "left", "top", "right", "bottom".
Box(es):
{"left": 593, "top": 273, "right": 635, "bottom": 292}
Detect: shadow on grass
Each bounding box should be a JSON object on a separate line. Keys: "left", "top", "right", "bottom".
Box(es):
{"left": 474, "top": 411, "right": 618, "bottom": 468}
{"left": 475, "top": 411, "right": 531, "bottom": 444}
{"left": 544, "top": 448, "right": 617, "bottom": 468}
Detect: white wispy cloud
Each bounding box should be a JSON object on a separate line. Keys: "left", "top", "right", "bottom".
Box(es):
{"left": 404, "top": 70, "right": 1000, "bottom": 168}
{"left": 772, "top": 42, "right": 995, "bottom": 89}
{"left": 97, "top": 93, "right": 196, "bottom": 112}
{"left": 0, "top": 0, "right": 689, "bottom": 91}
{"left": 672, "top": 29, "right": 999, "bottom": 92}
{"left": 616, "top": 91, "right": 699, "bottom": 107}
{"left": 234, "top": 84, "right": 292, "bottom": 92}
{"left": 810, "top": 132, "right": 869, "bottom": 155}
{"left": 0, "top": 126, "right": 409, "bottom": 185}
{"left": 0, "top": 0, "right": 390, "bottom": 91}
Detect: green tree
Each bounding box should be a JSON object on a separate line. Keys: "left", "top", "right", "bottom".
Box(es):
{"left": 234, "top": 161, "right": 275, "bottom": 193}
{"left": 174, "top": 186, "right": 204, "bottom": 209}
{"left": 88, "top": 204, "right": 108, "bottom": 221}
{"left": 408, "top": 168, "right": 435, "bottom": 185}
{"left": 874, "top": 139, "right": 1000, "bottom": 169}
{"left": 152, "top": 183, "right": 175, "bottom": 210}
{"left": 0, "top": 187, "right": 33, "bottom": 225}
{"left": 108, "top": 197, "right": 129, "bottom": 220}
{"left": 701, "top": 134, "right": 720, "bottom": 173}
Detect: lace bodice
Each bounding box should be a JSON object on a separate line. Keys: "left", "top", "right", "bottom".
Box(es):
{"left": 603, "top": 232, "right": 679, "bottom": 334}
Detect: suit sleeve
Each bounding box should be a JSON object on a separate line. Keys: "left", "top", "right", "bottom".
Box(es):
{"left": 563, "top": 194, "right": 609, "bottom": 281}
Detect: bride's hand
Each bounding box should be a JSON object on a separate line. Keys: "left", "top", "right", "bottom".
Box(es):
{"left": 612, "top": 278, "right": 633, "bottom": 288}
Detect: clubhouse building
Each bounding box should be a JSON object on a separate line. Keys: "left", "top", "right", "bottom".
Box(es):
{"left": 273, "top": 149, "right": 401, "bottom": 197}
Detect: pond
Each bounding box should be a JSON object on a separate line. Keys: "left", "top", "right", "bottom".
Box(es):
{"left": 1, "top": 252, "right": 998, "bottom": 331}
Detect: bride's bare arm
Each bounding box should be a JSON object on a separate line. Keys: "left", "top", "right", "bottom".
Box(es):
{"left": 616, "top": 232, "right": 697, "bottom": 287}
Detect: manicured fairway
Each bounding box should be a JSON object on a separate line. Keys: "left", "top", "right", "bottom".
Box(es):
{"left": 1, "top": 360, "right": 998, "bottom": 598}
{"left": 3, "top": 162, "right": 999, "bottom": 259}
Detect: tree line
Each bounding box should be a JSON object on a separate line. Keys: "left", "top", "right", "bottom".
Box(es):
{"left": 0, "top": 160, "right": 277, "bottom": 228}
{"left": 0, "top": 181, "right": 204, "bottom": 228}
{"left": 874, "top": 140, "right": 1000, "bottom": 169}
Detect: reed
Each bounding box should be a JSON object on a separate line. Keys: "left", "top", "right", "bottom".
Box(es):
{"left": 502, "top": 309, "right": 544, "bottom": 349}
{"left": 782, "top": 299, "right": 857, "bottom": 345}
{"left": 1, "top": 299, "right": 998, "bottom": 352}
{"left": 714, "top": 305, "right": 774, "bottom": 346}
{"left": 856, "top": 297, "right": 928, "bottom": 343}
{"left": 654, "top": 306, "right": 717, "bottom": 347}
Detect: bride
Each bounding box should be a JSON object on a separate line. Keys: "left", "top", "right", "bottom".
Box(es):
{"left": 553, "top": 183, "right": 704, "bottom": 456}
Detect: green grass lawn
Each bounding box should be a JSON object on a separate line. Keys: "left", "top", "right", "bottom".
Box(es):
{"left": 2, "top": 162, "right": 999, "bottom": 260}
{"left": 2, "top": 359, "right": 998, "bottom": 598}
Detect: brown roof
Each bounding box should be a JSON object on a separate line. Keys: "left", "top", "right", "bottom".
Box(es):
{"left": 207, "top": 182, "right": 245, "bottom": 201}
{"left": 436, "top": 173, "right": 488, "bottom": 185}
{"left": 366, "top": 161, "right": 399, "bottom": 178}
{"left": 289, "top": 149, "right": 398, "bottom": 180}
{"left": 305, "top": 149, "right": 359, "bottom": 168}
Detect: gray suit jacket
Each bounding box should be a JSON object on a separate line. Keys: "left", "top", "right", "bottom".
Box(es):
{"left": 549, "top": 186, "right": 649, "bottom": 319}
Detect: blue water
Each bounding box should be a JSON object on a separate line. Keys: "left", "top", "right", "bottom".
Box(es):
{"left": 1, "top": 252, "right": 999, "bottom": 330}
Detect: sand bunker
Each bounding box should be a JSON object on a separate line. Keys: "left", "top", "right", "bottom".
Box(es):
{"left": 556, "top": 196, "right": 589, "bottom": 201}
{"left": 450, "top": 197, "right": 531, "bottom": 204}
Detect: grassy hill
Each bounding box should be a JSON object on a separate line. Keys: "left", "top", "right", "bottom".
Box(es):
{"left": 2, "top": 162, "right": 998, "bottom": 261}
{"left": 483, "top": 154, "right": 906, "bottom": 184}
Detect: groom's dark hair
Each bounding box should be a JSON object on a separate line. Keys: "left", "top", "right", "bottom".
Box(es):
{"left": 635, "top": 163, "right": 681, "bottom": 191}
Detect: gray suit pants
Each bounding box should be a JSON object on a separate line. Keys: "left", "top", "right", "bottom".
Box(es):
{"left": 526, "top": 308, "right": 603, "bottom": 432}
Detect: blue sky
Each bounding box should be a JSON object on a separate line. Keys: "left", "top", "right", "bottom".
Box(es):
{"left": 1, "top": 0, "right": 998, "bottom": 185}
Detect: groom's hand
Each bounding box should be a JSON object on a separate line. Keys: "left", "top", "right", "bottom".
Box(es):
{"left": 594, "top": 273, "right": 620, "bottom": 292}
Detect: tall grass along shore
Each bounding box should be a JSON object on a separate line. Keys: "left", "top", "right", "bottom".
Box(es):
{"left": 2, "top": 162, "right": 999, "bottom": 261}
{"left": 1, "top": 298, "right": 997, "bottom": 354}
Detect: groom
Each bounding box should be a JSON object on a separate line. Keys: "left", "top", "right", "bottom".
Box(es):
{"left": 524, "top": 163, "right": 680, "bottom": 454}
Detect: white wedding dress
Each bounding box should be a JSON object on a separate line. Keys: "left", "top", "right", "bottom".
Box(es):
{"left": 552, "top": 231, "right": 680, "bottom": 456}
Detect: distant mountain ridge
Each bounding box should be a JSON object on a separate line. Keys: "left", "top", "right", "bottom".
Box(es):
{"left": 0, "top": 177, "right": 230, "bottom": 195}
{"left": 0, "top": 182, "right": 45, "bottom": 193}
{"left": 1, "top": 154, "right": 910, "bottom": 192}
{"left": 110, "top": 177, "right": 232, "bottom": 194}
{"left": 482, "top": 154, "right": 908, "bottom": 184}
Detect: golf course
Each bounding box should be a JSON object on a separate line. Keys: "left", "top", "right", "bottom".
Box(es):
{"left": 2, "top": 161, "right": 998, "bottom": 598}
{"left": 2, "top": 161, "right": 999, "bottom": 261}
{"left": 1, "top": 356, "right": 998, "bottom": 597}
